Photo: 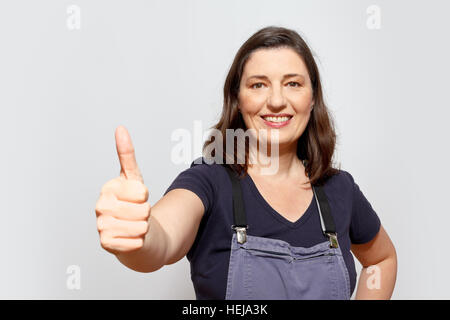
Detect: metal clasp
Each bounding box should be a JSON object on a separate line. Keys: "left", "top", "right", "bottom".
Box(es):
{"left": 232, "top": 225, "right": 248, "bottom": 244}
{"left": 326, "top": 232, "right": 339, "bottom": 248}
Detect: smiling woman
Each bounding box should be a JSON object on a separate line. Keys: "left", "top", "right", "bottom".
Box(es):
{"left": 99, "top": 25, "right": 397, "bottom": 301}
{"left": 203, "top": 26, "right": 338, "bottom": 186}
{"left": 238, "top": 47, "right": 315, "bottom": 158}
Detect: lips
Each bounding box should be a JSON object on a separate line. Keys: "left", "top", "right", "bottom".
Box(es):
{"left": 260, "top": 114, "right": 293, "bottom": 128}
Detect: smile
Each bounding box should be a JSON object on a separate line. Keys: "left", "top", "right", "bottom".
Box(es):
{"left": 260, "top": 114, "right": 293, "bottom": 128}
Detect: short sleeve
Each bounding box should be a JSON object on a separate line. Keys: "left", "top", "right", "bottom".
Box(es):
{"left": 344, "top": 171, "right": 381, "bottom": 244}
{"left": 163, "top": 157, "right": 217, "bottom": 215}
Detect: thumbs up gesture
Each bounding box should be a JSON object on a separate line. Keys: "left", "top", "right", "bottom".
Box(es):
{"left": 95, "top": 126, "right": 151, "bottom": 255}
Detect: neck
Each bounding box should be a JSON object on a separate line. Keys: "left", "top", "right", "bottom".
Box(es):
{"left": 247, "top": 140, "right": 304, "bottom": 180}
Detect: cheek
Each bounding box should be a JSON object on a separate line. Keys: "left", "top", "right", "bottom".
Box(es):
{"left": 290, "top": 91, "right": 313, "bottom": 112}
{"left": 239, "top": 92, "right": 266, "bottom": 113}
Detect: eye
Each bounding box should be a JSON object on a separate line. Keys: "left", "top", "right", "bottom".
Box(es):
{"left": 287, "top": 81, "right": 301, "bottom": 87}
{"left": 250, "top": 82, "right": 265, "bottom": 89}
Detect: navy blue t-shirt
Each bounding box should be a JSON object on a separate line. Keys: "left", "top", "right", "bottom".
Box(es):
{"left": 164, "top": 157, "right": 381, "bottom": 299}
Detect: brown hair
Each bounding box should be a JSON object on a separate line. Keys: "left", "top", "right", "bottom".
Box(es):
{"left": 202, "top": 26, "right": 341, "bottom": 186}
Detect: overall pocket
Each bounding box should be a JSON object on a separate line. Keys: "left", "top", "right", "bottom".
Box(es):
{"left": 243, "top": 247, "right": 335, "bottom": 263}
{"left": 241, "top": 246, "right": 339, "bottom": 299}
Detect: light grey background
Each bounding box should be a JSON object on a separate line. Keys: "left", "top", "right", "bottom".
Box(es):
{"left": 0, "top": 0, "right": 448, "bottom": 299}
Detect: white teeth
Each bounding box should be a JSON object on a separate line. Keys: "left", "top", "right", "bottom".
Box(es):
{"left": 263, "top": 116, "right": 291, "bottom": 123}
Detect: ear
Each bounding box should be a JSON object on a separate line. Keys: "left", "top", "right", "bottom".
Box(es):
{"left": 310, "top": 100, "right": 315, "bottom": 111}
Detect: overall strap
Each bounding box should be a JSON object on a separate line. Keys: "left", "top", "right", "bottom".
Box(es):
{"left": 223, "top": 163, "right": 338, "bottom": 248}
{"left": 312, "top": 185, "right": 339, "bottom": 248}
{"left": 303, "top": 159, "right": 338, "bottom": 248}
{"left": 223, "top": 165, "right": 248, "bottom": 244}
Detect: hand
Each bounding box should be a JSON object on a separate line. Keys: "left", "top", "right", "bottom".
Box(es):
{"left": 95, "top": 126, "right": 150, "bottom": 255}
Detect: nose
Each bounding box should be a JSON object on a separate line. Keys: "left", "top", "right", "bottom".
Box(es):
{"left": 267, "top": 85, "right": 286, "bottom": 109}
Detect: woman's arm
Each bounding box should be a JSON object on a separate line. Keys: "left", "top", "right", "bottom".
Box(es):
{"left": 115, "top": 188, "right": 204, "bottom": 272}
{"left": 97, "top": 126, "right": 205, "bottom": 273}
{"left": 350, "top": 224, "right": 397, "bottom": 299}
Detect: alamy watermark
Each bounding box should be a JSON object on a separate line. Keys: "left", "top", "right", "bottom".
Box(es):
{"left": 66, "top": 264, "right": 81, "bottom": 290}
{"left": 366, "top": 5, "right": 381, "bottom": 30}
{"left": 171, "top": 120, "right": 281, "bottom": 175}
{"left": 366, "top": 265, "right": 381, "bottom": 290}
{"left": 66, "top": 5, "right": 81, "bottom": 30}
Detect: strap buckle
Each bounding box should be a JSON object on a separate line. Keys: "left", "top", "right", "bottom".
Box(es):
{"left": 232, "top": 225, "right": 248, "bottom": 244}
{"left": 326, "top": 232, "right": 339, "bottom": 248}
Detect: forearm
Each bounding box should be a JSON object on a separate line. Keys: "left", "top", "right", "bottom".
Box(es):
{"left": 354, "top": 254, "right": 397, "bottom": 300}
{"left": 115, "top": 215, "right": 169, "bottom": 273}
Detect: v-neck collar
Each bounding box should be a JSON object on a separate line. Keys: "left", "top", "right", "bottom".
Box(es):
{"left": 243, "top": 172, "right": 316, "bottom": 229}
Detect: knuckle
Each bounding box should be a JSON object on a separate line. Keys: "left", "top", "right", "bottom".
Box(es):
{"left": 100, "top": 233, "right": 122, "bottom": 254}
{"left": 139, "top": 202, "right": 151, "bottom": 220}
{"left": 138, "top": 183, "right": 149, "bottom": 202}
{"left": 96, "top": 215, "right": 111, "bottom": 232}
{"left": 143, "top": 185, "right": 149, "bottom": 200}
{"left": 140, "top": 221, "right": 149, "bottom": 234}
{"left": 96, "top": 195, "right": 117, "bottom": 217}
{"left": 99, "top": 235, "right": 111, "bottom": 250}
{"left": 135, "top": 238, "right": 144, "bottom": 249}
{"left": 96, "top": 217, "right": 104, "bottom": 232}
{"left": 101, "top": 178, "right": 122, "bottom": 196}
{"left": 95, "top": 198, "right": 107, "bottom": 215}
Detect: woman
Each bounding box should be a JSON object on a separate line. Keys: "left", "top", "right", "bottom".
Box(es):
{"left": 95, "top": 26, "right": 397, "bottom": 300}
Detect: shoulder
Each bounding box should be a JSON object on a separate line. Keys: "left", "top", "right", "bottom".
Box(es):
{"left": 320, "top": 168, "right": 357, "bottom": 200}
{"left": 188, "top": 156, "right": 227, "bottom": 175}
{"left": 164, "top": 157, "right": 228, "bottom": 214}
{"left": 323, "top": 168, "right": 355, "bottom": 189}
{"left": 180, "top": 156, "right": 230, "bottom": 192}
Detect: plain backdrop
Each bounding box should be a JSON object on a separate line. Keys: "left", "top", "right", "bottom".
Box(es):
{"left": 0, "top": 0, "right": 449, "bottom": 299}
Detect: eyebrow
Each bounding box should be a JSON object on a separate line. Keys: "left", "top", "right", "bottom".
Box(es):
{"left": 246, "top": 73, "right": 305, "bottom": 81}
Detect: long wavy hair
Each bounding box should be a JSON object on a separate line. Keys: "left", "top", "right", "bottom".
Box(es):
{"left": 202, "top": 26, "right": 341, "bottom": 186}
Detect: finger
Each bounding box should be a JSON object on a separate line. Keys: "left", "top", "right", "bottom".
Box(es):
{"left": 100, "top": 234, "right": 144, "bottom": 253}
{"left": 97, "top": 215, "right": 149, "bottom": 237}
{"left": 115, "top": 125, "right": 143, "bottom": 183}
{"left": 96, "top": 194, "right": 150, "bottom": 221}
{"left": 114, "top": 199, "right": 151, "bottom": 221}
{"left": 100, "top": 177, "right": 149, "bottom": 203}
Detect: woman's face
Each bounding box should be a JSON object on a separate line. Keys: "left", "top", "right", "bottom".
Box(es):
{"left": 238, "top": 47, "right": 314, "bottom": 148}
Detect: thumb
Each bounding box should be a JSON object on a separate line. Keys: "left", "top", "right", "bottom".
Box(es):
{"left": 115, "top": 125, "right": 143, "bottom": 183}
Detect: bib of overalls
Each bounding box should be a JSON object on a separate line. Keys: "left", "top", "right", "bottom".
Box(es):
{"left": 223, "top": 165, "right": 351, "bottom": 300}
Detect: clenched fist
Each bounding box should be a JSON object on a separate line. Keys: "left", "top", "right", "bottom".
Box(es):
{"left": 95, "top": 126, "right": 151, "bottom": 255}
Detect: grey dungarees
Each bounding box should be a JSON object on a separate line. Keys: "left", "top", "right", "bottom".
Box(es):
{"left": 223, "top": 165, "right": 351, "bottom": 300}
